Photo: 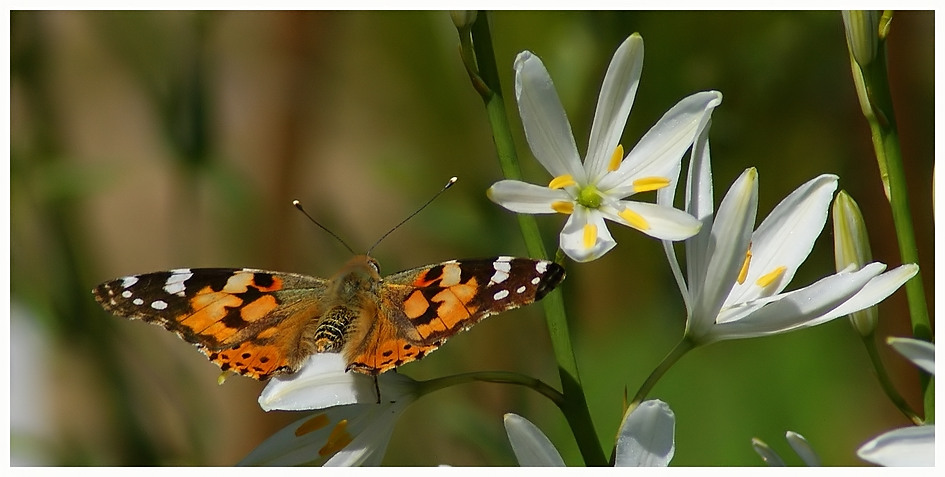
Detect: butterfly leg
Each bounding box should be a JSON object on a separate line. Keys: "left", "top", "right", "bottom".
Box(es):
{"left": 373, "top": 375, "right": 381, "bottom": 404}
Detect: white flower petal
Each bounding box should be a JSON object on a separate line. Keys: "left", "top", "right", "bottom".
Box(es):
{"left": 600, "top": 90, "right": 723, "bottom": 197}
{"left": 816, "top": 264, "right": 918, "bottom": 322}
{"left": 751, "top": 438, "right": 786, "bottom": 466}
{"left": 514, "top": 51, "right": 585, "bottom": 182}
{"left": 559, "top": 206, "right": 616, "bottom": 262}
{"left": 661, "top": 114, "right": 715, "bottom": 315}
{"left": 239, "top": 403, "right": 384, "bottom": 466}
{"left": 325, "top": 400, "right": 412, "bottom": 466}
{"left": 888, "top": 336, "right": 935, "bottom": 375}
{"left": 785, "top": 431, "right": 821, "bottom": 466}
{"left": 708, "top": 263, "right": 885, "bottom": 341}
{"left": 603, "top": 201, "right": 701, "bottom": 240}
{"left": 857, "top": 425, "right": 935, "bottom": 467}
{"left": 725, "top": 174, "right": 838, "bottom": 306}
{"left": 687, "top": 168, "right": 757, "bottom": 340}
{"left": 487, "top": 179, "right": 572, "bottom": 214}
{"left": 503, "top": 413, "right": 566, "bottom": 467}
{"left": 682, "top": 116, "right": 716, "bottom": 289}
{"left": 584, "top": 34, "right": 644, "bottom": 182}
{"left": 259, "top": 354, "right": 366, "bottom": 411}
{"left": 259, "top": 354, "right": 418, "bottom": 411}
{"left": 614, "top": 400, "right": 675, "bottom": 467}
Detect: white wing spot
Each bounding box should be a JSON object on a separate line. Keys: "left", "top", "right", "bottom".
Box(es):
{"left": 535, "top": 261, "right": 548, "bottom": 274}
{"left": 531, "top": 277, "right": 541, "bottom": 285}
{"left": 490, "top": 259, "right": 512, "bottom": 285}
{"left": 132, "top": 298, "right": 144, "bottom": 306}
{"left": 493, "top": 289, "right": 510, "bottom": 300}
{"left": 151, "top": 300, "right": 168, "bottom": 310}
{"left": 516, "top": 286, "right": 527, "bottom": 294}
{"left": 121, "top": 276, "right": 139, "bottom": 288}
{"left": 164, "top": 270, "right": 193, "bottom": 295}
{"left": 121, "top": 290, "right": 133, "bottom": 298}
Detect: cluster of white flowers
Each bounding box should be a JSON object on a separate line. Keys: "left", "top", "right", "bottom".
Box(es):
{"left": 240, "top": 31, "right": 927, "bottom": 467}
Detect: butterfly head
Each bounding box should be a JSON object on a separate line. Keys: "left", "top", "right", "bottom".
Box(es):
{"left": 331, "top": 255, "right": 383, "bottom": 297}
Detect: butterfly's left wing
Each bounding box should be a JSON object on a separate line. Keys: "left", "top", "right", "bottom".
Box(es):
{"left": 345, "top": 256, "right": 565, "bottom": 374}
{"left": 93, "top": 268, "right": 329, "bottom": 380}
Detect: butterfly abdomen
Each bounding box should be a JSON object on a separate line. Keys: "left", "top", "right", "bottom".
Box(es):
{"left": 312, "top": 305, "right": 358, "bottom": 353}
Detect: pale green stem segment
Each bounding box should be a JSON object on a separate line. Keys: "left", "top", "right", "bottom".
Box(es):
{"left": 859, "top": 332, "right": 923, "bottom": 425}
{"left": 845, "top": 10, "right": 933, "bottom": 422}
{"left": 457, "top": 12, "right": 607, "bottom": 465}
{"left": 626, "top": 338, "right": 695, "bottom": 415}
{"left": 418, "top": 371, "right": 566, "bottom": 409}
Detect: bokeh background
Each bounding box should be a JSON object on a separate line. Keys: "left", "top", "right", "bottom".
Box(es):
{"left": 10, "top": 11, "right": 934, "bottom": 466}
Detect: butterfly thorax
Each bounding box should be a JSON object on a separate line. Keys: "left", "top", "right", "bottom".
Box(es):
{"left": 312, "top": 255, "right": 382, "bottom": 354}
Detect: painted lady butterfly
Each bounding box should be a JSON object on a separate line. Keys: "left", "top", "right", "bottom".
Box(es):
{"left": 92, "top": 254, "right": 565, "bottom": 380}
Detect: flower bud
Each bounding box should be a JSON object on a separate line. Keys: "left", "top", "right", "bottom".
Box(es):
{"left": 842, "top": 10, "right": 881, "bottom": 68}
{"left": 832, "top": 190, "right": 877, "bottom": 335}
{"left": 450, "top": 11, "right": 478, "bottom": 31}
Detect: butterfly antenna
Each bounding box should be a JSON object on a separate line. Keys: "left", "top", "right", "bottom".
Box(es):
{"left": 366, "top": 176, "right": 458, "bottom": 255}
{"left": 292, "top": 200, "right": 357, "bottom": 255}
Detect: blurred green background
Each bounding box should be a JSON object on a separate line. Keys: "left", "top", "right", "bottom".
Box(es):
{"left": 10, "top": 11, "right": 933, "bottom": 466}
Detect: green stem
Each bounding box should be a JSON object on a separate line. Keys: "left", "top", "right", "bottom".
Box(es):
{"left": 627, "top": 338, "right": 694, "bottom": 414}
{"left": 460, "top": 12, "right": 607, "bottom": 466}
{"left": 419, "top": 371, "right": 566, "bottom": 408}
{"left": 860, "top": 333, "right": 923, "bottom": 425}
{"left": 846, "top": 12, "right": 933, "bottom": 422}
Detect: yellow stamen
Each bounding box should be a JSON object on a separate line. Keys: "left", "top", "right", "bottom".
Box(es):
{"left": 618, "top": 208, "right": 650, "bottom": 230}
{"left": 295, "top": 413, "right": 330, "bottom": 437}
{"left": 583, "top": 224, "right": 598, "bottom": 249}
{"left": 548, "top": 174, "right": 577, "bottom": 190}
{"left": 318, "top": 419, "right": 354, "bottom": 457}
{"left": 607, "top": 144, "right": 625, "bottom": 172}
{"left": 632, "top": 176, "right": 671, "bottom": 193}
{"left": 756, "top": 266, "right": 787, "bottom": 289}
{"left": 737, "top": 246, "right": 753, "bottom": 285}
{"left": 551, "top": 200, "right": 574, "bottom": 214}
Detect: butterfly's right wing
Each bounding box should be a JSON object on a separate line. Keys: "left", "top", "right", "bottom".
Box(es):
{"left": 345, "top": 257, "right": 565, "bottom": 374}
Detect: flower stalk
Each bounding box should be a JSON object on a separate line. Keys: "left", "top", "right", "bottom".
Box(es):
{"left": 626, "top": 338, "right": 695, "bottom": 414}
{"left": 461, "top": 12, "right": 606, "bottom": 466}
{"left": 843, "top": 10, "right": 933, "bottom": 421}
{"left": 832, "top": 191, "right": 921, "bottom": 425}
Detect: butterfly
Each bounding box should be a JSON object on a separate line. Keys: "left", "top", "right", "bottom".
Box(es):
{"left": 92, "top": 254, "right": 565, "bottom": 380}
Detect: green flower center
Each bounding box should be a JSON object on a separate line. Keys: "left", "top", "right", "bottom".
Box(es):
{"left": 576, "top": 185, "right": 603, "bottom": 209}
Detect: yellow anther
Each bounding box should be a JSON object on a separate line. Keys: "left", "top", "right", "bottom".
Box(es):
{"left": 632, "top": 176, "right": 671, "bottom": 193}
{"left": 582, "top": 224, "right": 598, "bottom": 249}
{"left": 318, "top": 419, "right": 354, "bottom": 457}
{"left": 618, "top": 208, "right": 650, "bottom": 230}
{"left": 737, "top": 247, "right": 753, "bottom": 285}
{"left": 548, "top": 174, "right": 577, "bottom": 190}
{"left": 608, "top": 144, "right": 625, "bottom": 172}
{"left": 295, "top": 413, "right": 330, "bottom": 437}
{"left": 756, "top": 266, "right": 787, "bottom": 289}
{"left": 551, "top": 200, "right": 574, "bottom": 214}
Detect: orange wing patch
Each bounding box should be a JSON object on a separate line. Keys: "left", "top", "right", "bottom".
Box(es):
{"left": 413, "top": 279, "right": 479, "bottom": 339}
{"left": 204, "top": 340, "right": 292, "bottom": 380}
{"left": 346, "top": 314, "right": 436, "bottom": 375}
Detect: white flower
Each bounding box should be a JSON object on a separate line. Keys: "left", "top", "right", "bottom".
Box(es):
{"left": 857, "top": 337, "right": 935, "bottom": 466}
{"left": 661, "top": 120, "right": 918, "bottom": 344}
{"left": 613, "top": 399, "right": 676, "bottom": 466}
{"left": 752, "top": 431, "right": 821, "bottom": 466}
{"left": 503, "top": 413, "right": 566, "bottom": 466}
{"left": 503, "top": 399, "right": 675, "bottom": 466}
{"left": 240, "top": 354, "right": 419, "bottom": 466}
{"left": 487, "top": 33, "right": 721, "bottom": 262}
